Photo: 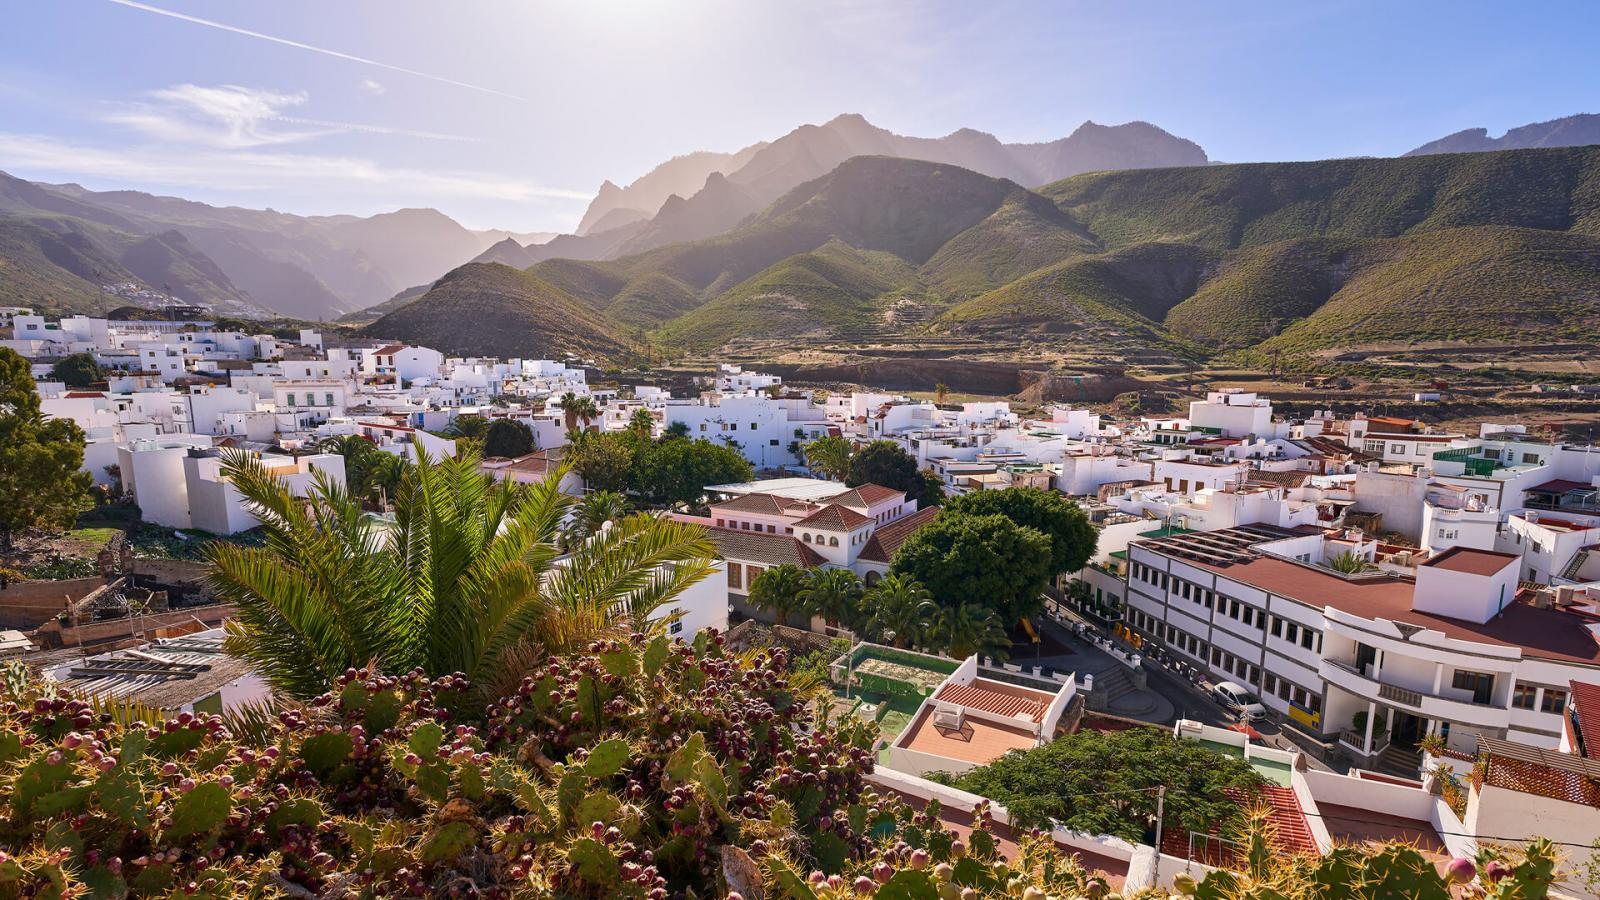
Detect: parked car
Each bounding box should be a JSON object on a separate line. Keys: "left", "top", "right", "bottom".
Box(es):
{"left": 1213, "top": 681, "right": 1267, "bottom": 721}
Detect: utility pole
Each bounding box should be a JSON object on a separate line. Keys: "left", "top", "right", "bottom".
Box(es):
{"left": 1152, "top": 785, "right": 1167, "bottom": 886}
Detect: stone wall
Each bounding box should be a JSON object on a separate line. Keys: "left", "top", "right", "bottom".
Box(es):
{"left": 0, "top": 577, "right": 107, "bottom": 630}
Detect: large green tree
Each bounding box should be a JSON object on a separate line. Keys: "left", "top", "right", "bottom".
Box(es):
{"left": 945, "top": 486, "right": 1098, "bottom": 576}
{"left": 629, "top": 437, "right": 753, "bottom": 509}
{"left": 888, "top": 511, "right": 1052, "bottom": 624}
{"left": 0, "top": 349, "right": 94, "bottom": 550}
{"left": 802, "top": 434, "right": 853, "bottom": 481}
{"left": 945, "top": 725, "right": 1268, "bottom": 840}
{"left": 846, "top": 440, "right": 944, "bottom": 506}
{"left": 483, "top": 418, "right": 535, "bottom": 458}
{"left": 565, "top": 431, "right": 638, "bottom": 493}
{"left": 47, "top": 352, "right": 103, "bottom": 388}
{"left": 209, "top": 446, "right": 717, "bottom": 702}
{"left": 451, "top": 414, "right": 490, "bottom": 441}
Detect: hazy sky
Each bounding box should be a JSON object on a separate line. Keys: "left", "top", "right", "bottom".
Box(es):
{"left": 3, "top": 0, "right": 1596, "bottom": 231}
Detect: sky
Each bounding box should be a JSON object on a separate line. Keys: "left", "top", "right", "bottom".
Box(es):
{"left": 3, "top": 0, "right": 1597, "bottom": 232}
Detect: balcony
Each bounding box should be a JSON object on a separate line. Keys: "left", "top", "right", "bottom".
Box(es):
{"left": 1319, "top": 659, "right": 1511, "bottom": 731}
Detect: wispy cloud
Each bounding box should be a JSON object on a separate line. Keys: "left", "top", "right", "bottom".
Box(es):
{"left": 104, "top": 0, "right": 527, "bottom": 102}
{"left": 0, "top": 132, "right": 588, "bottom": 205}
{"left": 358, "top": 78, "right": 386, "bottom": 96}
{"left": 105, "top": 83, "right": 480, "bottom": 147}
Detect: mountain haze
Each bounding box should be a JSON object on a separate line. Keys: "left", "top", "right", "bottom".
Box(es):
{"left": 1406, "top": 113, "right": 1600, "bottom": 157}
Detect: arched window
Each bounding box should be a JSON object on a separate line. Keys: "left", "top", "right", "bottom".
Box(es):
{"left": 803, "top": 533, "right": 812, "bottom": 543}
{"left": 829, "top": 536, "right": 839, "bottom": 547}
{"left": 865, "top": 571, "right": 881, "bottom": 587}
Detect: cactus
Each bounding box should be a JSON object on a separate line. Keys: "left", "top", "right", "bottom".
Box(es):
{"left": 0, "top": 633, "right": 1568, "bottom": 900}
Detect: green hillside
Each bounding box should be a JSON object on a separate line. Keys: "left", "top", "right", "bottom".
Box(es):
{"left": 351, "top": 146, "right": 1600, "bottom": 365}
{"left": 0, "top": 218, "right": 133, "bottom": 313}
{"left": 919, "top": 188, "right": 1099, "bottom": 297}
{"left": 359, "top": 263, "right": 640, "bottom": 360}
{"left": 658, "top": 241, "right": 917, "bottom": 349}
{"left": 1039, "top": 145, "right": 1600, "bottom": 250}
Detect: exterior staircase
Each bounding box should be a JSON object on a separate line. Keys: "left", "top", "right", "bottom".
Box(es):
{"left": 1373, "top": 743, "right": 1424, "bottom": 780}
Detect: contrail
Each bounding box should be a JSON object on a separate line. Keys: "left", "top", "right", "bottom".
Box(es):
{"left": 106, "top": 0, "right": 527, "bottom": 102}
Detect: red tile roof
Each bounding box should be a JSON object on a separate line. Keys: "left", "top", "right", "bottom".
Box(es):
{"left": 1570, "top": 681, "right": 1600, "bottom": 759}
{"left": 1529, "top": 478, "right": 1595, "bottom": 494}
{"left": 859, "top": 507, "right": 939, "bottom": 564}
{"left": 709, "top": 530, "right": 824, "bottom": 569}
{"left": 793, "top": 504, "right": 871, "bottom": 530}
{"left": 831, "top": 483, "right": 904, "bottom": 508}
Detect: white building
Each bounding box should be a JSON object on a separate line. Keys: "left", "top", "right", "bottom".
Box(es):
{"left": 1188, "top": 390, "right": 1274, "bottom": 439}
{"left": 1121, "top": 526, "right": 1599, "bottom": 763}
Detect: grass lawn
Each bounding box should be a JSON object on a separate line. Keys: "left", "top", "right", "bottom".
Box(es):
{"left": 64, "top": 527, "right": 122, "bottom": 545}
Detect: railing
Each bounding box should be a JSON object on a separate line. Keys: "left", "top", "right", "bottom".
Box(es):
{"left": 1379, "top": 683, "right": 1424, "bottom": 708}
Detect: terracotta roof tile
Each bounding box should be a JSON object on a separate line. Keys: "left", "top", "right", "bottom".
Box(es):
{"left": 1570, "top": 681, "right": 1600, "bottom": 759}
{"left": 859, "top": 507, "right": 939, "bottom": 564}
{"left": 709, "top": 530, "right": 824, "bottom": 568}
{"left": 831, "top": 483, "right": 904, "bottom": 508}
{"left": 711, "top": 493, "right": 789, "bottom": 516}
{"left": 792, "top": 504, "right": 872, "bottom": 530}
{"left": 935, "top": 682, "right": 1049, "bottom": 722}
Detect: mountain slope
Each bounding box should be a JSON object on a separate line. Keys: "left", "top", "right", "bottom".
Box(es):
{"left": 919, "top": 188, "right": 1100, "bottom": 297}
{"left": 359, "top": 263, "right": 639, "bottom": 360}
{"left": 576, "top": 146, "right": 769, "bottom": 235}
{"left": 1039, "top": 145, "right": 1600, "bottom": 250}
{"left": 657, "top": 241, "right": 917, "bottom": 350}
{"left": 1406, "top": 114, "right": 1600, "bottom": 157}
{"left": 0, "top": 218, "right": 137, "bottom": 313}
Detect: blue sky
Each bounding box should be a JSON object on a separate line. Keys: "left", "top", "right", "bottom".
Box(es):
{"left": 2, "top": 0, "right": 1596, "bottom": 231}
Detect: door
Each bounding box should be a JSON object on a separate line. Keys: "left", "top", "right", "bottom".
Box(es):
{"left": 1391, "top": 710, "right": 1425, "bottom": 749}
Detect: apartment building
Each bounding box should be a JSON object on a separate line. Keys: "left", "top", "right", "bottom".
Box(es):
{"left": 1121, "top": 525, "right": 1600, "bottom": 764}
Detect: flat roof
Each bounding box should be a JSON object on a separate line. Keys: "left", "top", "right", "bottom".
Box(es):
{"left": 896, "top": 705, "right": 1037, "bottom": 765}
{"left": 1422, "top": 546, "right": 1519, "bottom": 577}
{"left": 705, "top": 477, "right": 848, "bottom": 502}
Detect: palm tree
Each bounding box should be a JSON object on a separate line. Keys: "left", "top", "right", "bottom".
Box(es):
{"left": 799, "top": 567, "right": 864, "bottom": 632}
{"left": 629, "top": 407, "right": 656, "bottom": 436}
{"left": 567, "top": 490, "right": 630, "bottom": 547}
{"left": 860, "top": 573, "right": 934, "bottom": 648}
{"left": 928, "top": 602, "right": 1011, "bottom": 660}
{"left": 207, "top": 446, "right": 716, "bottom": 704}
{"left": 748, "top": 564, "right": 810, "bottom": 628}
{"left": 556, "top": 391, "right": 581, "bottom": 432}
{"left": 934, "top": 383, "right": 950, "bottom": 406}
{"left": 802, "top": 435, "right": 853, "bottom": 481}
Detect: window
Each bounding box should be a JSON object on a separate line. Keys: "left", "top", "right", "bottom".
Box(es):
{"left": 325, "top": 393, "right": 334, "bottom": 406}
{"left": 803, "top": 533, "right": 812, "bottom": 543}
{"left": 668, "top": 619, "right": 684, "bottom": 636}
{"left": 1541, "top": 689, "right": 1568, "bottom": 714}
{"left": 1452, "top": 670, "right": 1495, "bottom": 705}
{"left": 829, "top": 536, "right": 839, "bottom": 547}
{"left": 1390, "top": 443, "right": 1404, "bottom": 455}
{"left": 769, "top": 439, "right": 779, "bottom": 446}
{"left": 1270, "top": 616, "right": 1283, "bottom": 638}
{"left": 1522, "top": 452, "right": 1540, "bottom": 465}
{"left": 1511, "top": 684, "right": 1537, "bottom": 710}
{"left": 285, "top": 393, "right": 296, "bottom": 406}
{"left": 727, "top": 564, "right": 742, "bottom": 591}
{"left": 1300, "top": 628, "right": 1317, "bottom": 651}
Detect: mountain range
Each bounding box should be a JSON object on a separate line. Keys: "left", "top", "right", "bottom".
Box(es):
{"left": 364, "top": 144, "right": 1600, "bottom": 365}
{"left": 1405, "top": 113, "right": 1600, "bottom": 157}
{"left": 0, "top": 173, "right": 546, "bottom": 319}
{"left": 479, "top": 114, "right": 1209, "bottom": 272}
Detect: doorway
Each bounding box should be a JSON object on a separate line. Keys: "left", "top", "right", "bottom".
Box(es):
{"left": 1391, "top": 710, "right": 1427, "bottom": 749}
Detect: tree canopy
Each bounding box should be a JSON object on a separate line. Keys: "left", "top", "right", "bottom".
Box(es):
{"left": 944, "top": 725, "right": 1267, "bottom": 840}
{"left": 630, "top": 436, "right": 752, "bottom": 508}
{"left": 748, "top": 563, "right": 811, "bottom": 628}
{"left": 47, "top": 352, "right": 103, "bottom": 388}
{"left": 945, "top": 487, "right": 1097, "bottom": 576}
{"left": 0, "top": 349, "right": 94, "bottom": 549}
{"left": 846, "top": 440, "right": 944, "bottom": 507}
{"left": 888, "top": 510, "right": 1052, "bottom": 625}
{"left": 483, "top": 418, "right": 535, "bottom": 458}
